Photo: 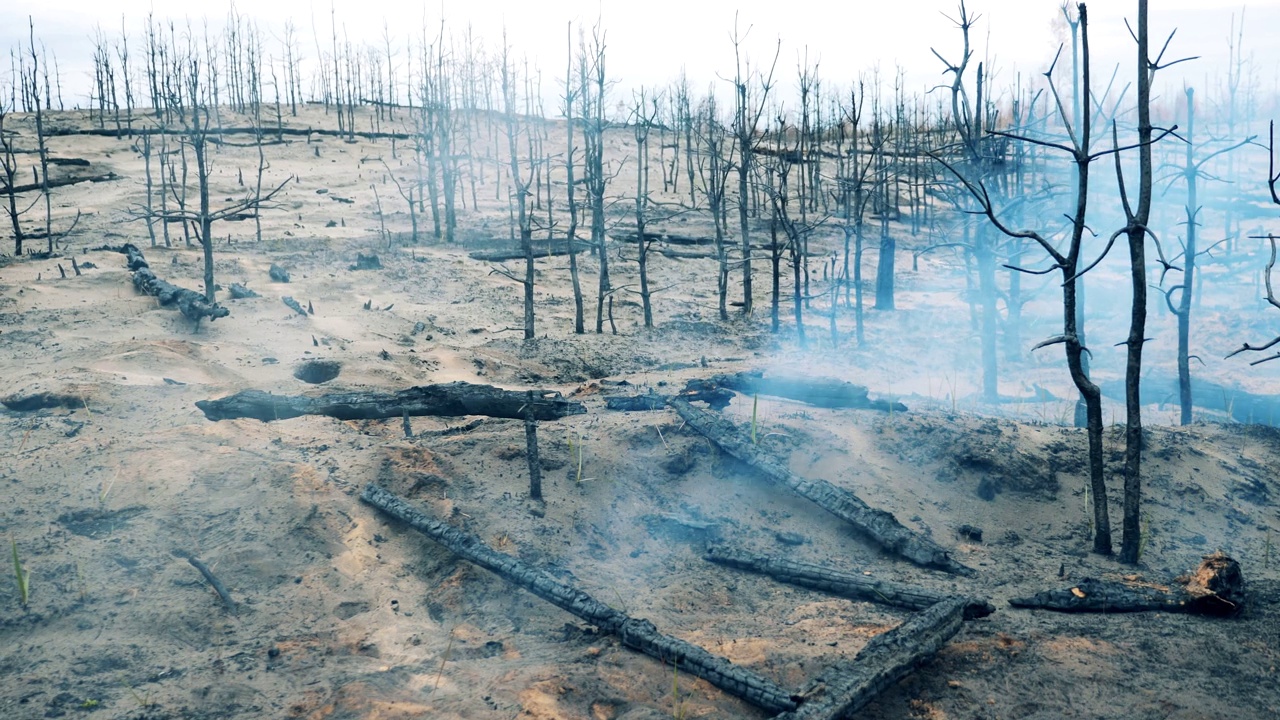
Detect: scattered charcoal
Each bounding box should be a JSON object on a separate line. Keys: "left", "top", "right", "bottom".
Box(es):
{"left": 228, "top": 283, "right": 259, "bottom": 299}
{"left": 282, "top": 296, "right": 307, "bottom": 316}
{"left": 350, "top": 253, "right": 382, "bottom": 271}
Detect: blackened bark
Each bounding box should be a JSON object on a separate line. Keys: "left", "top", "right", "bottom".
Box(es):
{"left": 360, "top": 484, "right": 799, "bottom": 713}
{"left": 705, "top": 547, "right": 993, "bottom": 619}
{"left": 670, "top": 398, "right": 973, "bottom": 576}
{"left": 196, "top": 384, "right": 585, "bottom": 423}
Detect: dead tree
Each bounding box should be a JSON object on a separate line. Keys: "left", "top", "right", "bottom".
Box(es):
{"left": 630, "top": 87, "right": 660, "bottom": 328}
{"left": 772, "top": 598, "right": 967, "bottom": 720}
{"left": 934, "top": 3, "right": 1118, "bottom": 555}
{"left": 729, "top": 16, "right": 780, "bottom": 316}
{"left": 498, "top": 38, "right": 536, "bottom": 340}
{"left": 930, "top": 2, "right": 1005, "bottom": 402}
{"left": 1227, "top": 122, "right": 1280, "bottom": 365}
{"left": 0, "top": 94, "right": 30, "bottom": 253}
{"left": 562, "top": 22, "right": 586, "bottom": 334}
{"left": 128, "top": 43, "right": 289, "bottom": 304}
{"left": 1114, "top": 0, "right": 1188, "bottom": 564}
{"left": 1164, "top": 88, "right": 1253, "bottom": 423}
{"left": 27, "top": 18, "right": 54, "bottom": 251}
{"left": 579, "top": 23, "right": 612, "bottom": 334}
{"left": 835, "top": 80, "right": 883, "bottom": 347}
{"left": 696, "top": 93, "right": 735, "bottom": 321}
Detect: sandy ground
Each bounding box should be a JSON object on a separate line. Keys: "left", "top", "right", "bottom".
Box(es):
{"left": 0, "top": 106, "right": 1278, "bottom": 719}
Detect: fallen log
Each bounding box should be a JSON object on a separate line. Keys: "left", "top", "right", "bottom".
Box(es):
{"left": 360, "top": 484, "right": 800, "bottom": 714}
{"left": 101, "top": 243, "right": 229, "bottom": 325}
{"left": 2, "top": 171, "right": 119, "bottom": 194}
{"left": 227, "top": 283, "right": 259, "bottom": 299}
{"left": 1100, "top": 375, "right": 1280, "bottom": 426}
{"left": 48, "top": 124, "right": 416, "bottom": 142}
{"left": 604, "top": 388, "right": 735, "bottom": 412}
{"left": 615, "top": 230, "right": 715, "bottom": 246}
{"left": 772, "top": 598, "right": 967, "bottom": 720}
{"left": 670, "top": 398, "right": 975, "bottom": 576}
{"left": 468, "top": 239, "right": 594, "bottom": 262}
{"left": 705, "top": 546, "right": 993, "bottom": 619}
{"left": 196, "top": 382, "right": 586, "bottom": 422}
{"left": 684, "top": 369, "right": 906, "bottom": 412}
{"left": 282, "top": 296, "right": 308, "bottom": 316}
{"left": 1009, "top": 552, "right": 1243, "bottom": 616}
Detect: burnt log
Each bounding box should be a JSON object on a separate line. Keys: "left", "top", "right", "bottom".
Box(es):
{"left": 196, "top": 382, "right": 586, "bottom": 423}
{"left": 615, "top": 230, "right": 714, "bottom": 246}
{"left": 1009, "top": 553, "right": 1243, "bottom": 616}
{"left": 670, "top": 398, "right": 975, "bottom": 576}
{"left": 604, "top": 388, "right": 735, "bottom": 412}
{"left": 228, "top": 283, "right": 259, "bottom": 299}
{"left": 3, "top": 171, "right": 119, "bottom": 194}
{"left": 360, "top": 484, "right": 799, "bottom": 714}
{"left": 282, "top": 296, "right": 307, "bottom": 316}
{"left": 705, "top": 546, "right": 993, "bottom": 619}
{"left": 468, "top": 239, "right": 593, "bottom": 262}
{"left": 269, "top": 264, "right": 291, "bottom": 282}
{"left": 104, "top": 244, "right": 229, "bottom": 324}
{"left": 771, "top": 598, "right": 967, "bottom": 720}
{"left": 684, "top": 369, "right": 905, "bottom": 411}
{"left": 349, "top": 253, "right": 382, "bottom": 270}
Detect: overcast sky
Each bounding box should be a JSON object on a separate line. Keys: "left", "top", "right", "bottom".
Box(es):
{"left": 4, "top": 1, "right": 1278, "bottom": 113}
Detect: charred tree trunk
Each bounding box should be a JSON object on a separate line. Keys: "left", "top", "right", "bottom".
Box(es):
{"left": 705, "top": 547, "right": 993, "bottom": 619}
{"left": 772, "top": 598, "right": 967, "bottom": 720}
{"left": 524, "top": 391, "right": 543, "bottom": 501}
{"left": 196, "top": 383, "right": 585, "bottom": 423}
{"left": 669, "top": 398, "right": 974, "bottom": 576}
{"left": 360, "top": 484, "right": 799, "bottom": 714}
{"left": 1010, "top": 553, "right": 1242, "bottom": 616}
{"left": 102, "top": 243, "right": 229, "bottom": 326}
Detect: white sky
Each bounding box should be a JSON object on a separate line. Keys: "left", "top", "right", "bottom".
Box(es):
{"left": 4, "top": 1, "right": 1279, "bottom": 114}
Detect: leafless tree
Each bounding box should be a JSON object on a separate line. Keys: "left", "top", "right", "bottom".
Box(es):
{"left": 934, "top": 3, "right": 1117, "bottom": 555}
{"left": 729, "top": 16, "right": 780, "bottom": 316}
{"left": 1163, "top": 87, "right": 1253, "bottom": 424}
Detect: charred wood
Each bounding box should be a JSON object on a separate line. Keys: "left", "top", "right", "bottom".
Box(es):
{"left": 468, "top": 239, "right": 594, "bottom": 262}
{"left": 196, "top": 383, "right": 586, "bottom": 423}
{"left": 1009, "top": 553, "right": 1243, "bottom": 616}
{"left": 359, "top": 484, "right": 800, "bottom": 713}
{"left": 3, "top": 171, "right": 119, "bottom": 194}
{"left": 604, "top": 388, "right": 735, "bottom": 412}
{"left": 99, "top": 244, "right": 229, "bottom": 324}
{"left": 772, "top": 598, "right": 967, "bottom": 720}
{"left": 669, "top": 398, "right": 974, "bottom": 576}
{"left": 282, "top": 296, "right": 307, "bottom": 316}
{"left": 684, "top": 369, "right": 905, "bottom": 411}
{"left": 705, "top": 546, "right": 993, "bottom": 619}
{"left": 228, "top": 283, "right": 259, "bottom": 299}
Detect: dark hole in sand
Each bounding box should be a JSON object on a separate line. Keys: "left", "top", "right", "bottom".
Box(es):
{"left": 293, "top": 359, "right": 341, "bottom": 384}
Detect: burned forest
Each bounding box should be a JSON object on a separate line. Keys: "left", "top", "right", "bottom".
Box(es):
{"left": 2, "top": 2, "right": 1280, "bottom": 719}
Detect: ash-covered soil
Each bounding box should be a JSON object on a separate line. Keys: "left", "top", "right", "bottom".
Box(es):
{"left": 0, "top": 108, "right": 1278, "bottom": 720}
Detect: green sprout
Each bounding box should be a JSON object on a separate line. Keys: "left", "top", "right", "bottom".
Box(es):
{"left": 11, "top": 535, "right": 29, "bottom": 609}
